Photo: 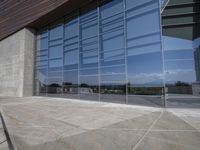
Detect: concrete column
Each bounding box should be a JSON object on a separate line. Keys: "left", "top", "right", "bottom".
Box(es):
{"left": 0, "top": 28, "right": 35, "bottom": 97}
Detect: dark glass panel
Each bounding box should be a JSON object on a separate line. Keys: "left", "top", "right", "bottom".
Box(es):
{"left": 47, "top": 78, "right": 62, "bottom": 96}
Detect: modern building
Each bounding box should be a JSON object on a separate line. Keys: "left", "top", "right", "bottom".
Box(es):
{"left": 0, "top": 0, "right": 199, "bottom": 107}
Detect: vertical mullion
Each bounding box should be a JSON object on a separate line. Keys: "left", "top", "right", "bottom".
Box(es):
{"left": 123, "top": 0, "right": 128, "bottom": 104}
{"left": 158, "top": 0, "right": 166, "bottom": 107}
{"left": 97, "top": 0, "right": 101, "bottom": 102}
{"left": 62, "top": 19, "right": 65, "bottom": 97}
{"left": 47, "top": 27, "right": 50, "bottom": 97}
{"left": 78, "top": 9, "right": 81, "bottom": 99}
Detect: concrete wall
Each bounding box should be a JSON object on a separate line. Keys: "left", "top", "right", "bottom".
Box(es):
{"left": 0, "top": 28, "right": 35, "bottom": 97}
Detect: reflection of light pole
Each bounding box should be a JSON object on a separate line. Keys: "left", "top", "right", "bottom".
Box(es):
{"left": 161, "top": 0, "right": 170, "bottom": 13}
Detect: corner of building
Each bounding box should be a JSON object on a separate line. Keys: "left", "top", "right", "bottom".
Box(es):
{"left": 0, "top": 28, "right": 36, "bottom": 97}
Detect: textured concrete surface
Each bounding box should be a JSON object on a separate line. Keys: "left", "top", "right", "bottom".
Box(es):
{"left": 0, "top": 116, "right": 9, "bottom": 150}
{"left": 0, "top": 28, "right": 35, "bottom": 97}
{"left": 0, "top": 96, "right": 200, "bottom": 150}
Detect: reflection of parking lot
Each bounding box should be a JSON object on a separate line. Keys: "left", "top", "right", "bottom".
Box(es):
{"left": 166, "top": 94, "right": 200, "bottom": 108}
{"left": 39, "top": 93, "right": 200, "bottom": 108}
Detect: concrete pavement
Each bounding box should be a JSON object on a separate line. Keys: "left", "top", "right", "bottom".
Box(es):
{"left": 0, "top": 96, "right": 200, "bottom": 150}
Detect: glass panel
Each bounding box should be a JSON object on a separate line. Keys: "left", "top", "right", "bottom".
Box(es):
{"left": 63, "top": 70, "right": 79, "bottom": 99}
{"left": 100, "top": 83, "right": 126, "bottom": 104}
{"left": 80, "top": 2, "right": 98, "bottom": 40}
{"left": 162, "top": 0, "right": 200, "bottom": 108}
{"left": 47, "top": 78, "right": 62, "bottom": 96}
{"left": 39, "top": 38, "right": 48, "bottom": 50}
{"left": 79, "top": 75, "right": 99, "bottom": 101}
{"left": 35, "top": 0, "right": 170, "bottom": 107}
{"left": 49, "top": 59, "right": 62, "bottom": 71}
{"left": 64, "top": 50, "right": 78, "bottom": 65}
{"left": 100, "top": 29, "right": 124, "bottom": 52}
{"left": 100, "top": 0, "right": 123, "bottom": 19}
{"left": 64, "top": 13, "right": 78, "bottom": 40}
{"left": 35, "top": 69, "right": 47, "bottom": 96}
{"left": 49, "top": 45, "right": 63, "bottom": 59}
{"left": 100, "top": 65, "right": 125, "bottom": 75}
{"left": 126, "top": 0, "right": 164, "bottom": 107}
{"left": 49, "top": 24, "right": 63, "bottom": 40}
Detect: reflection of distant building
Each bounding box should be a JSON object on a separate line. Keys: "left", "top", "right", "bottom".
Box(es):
{"left": 194, "top": 47, "right": 200, "bottom": 82}
{"left": 192, "top": 46, "right": 200, "bottom": 96}
{"left": 80, "top": 88, "right": 93, "bottom": 94}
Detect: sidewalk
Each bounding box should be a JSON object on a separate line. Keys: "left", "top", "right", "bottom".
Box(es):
{"left": 0, "top": 118, "right": 9, "bottom": 150}
{"left": 0, "top": 96, "right": 200, "bottom": 150}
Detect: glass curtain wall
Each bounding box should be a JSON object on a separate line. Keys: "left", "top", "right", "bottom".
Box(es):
{"left": 162, "top": 0, "right": 200, "bottom": 108}
{"left": 35, "top": 0, "right": 165, "bottom": 107}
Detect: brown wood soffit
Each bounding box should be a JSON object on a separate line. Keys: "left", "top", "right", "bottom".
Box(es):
{"left": 0, "top": 0, "right": 92, "bottom": 41}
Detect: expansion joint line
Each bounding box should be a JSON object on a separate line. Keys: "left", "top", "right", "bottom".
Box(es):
{"left": 132, "top": 110, "right": 164, "bottom": 150}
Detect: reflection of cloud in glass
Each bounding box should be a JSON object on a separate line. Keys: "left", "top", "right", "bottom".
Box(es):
{"left": 163, "top": 36, "right": 193, "bottom": 50}
{"left": 128, "top": 73, "right": 164, "bottom": 85}
{"left": 165, "top": 69, "right": 196, "bottom": 84}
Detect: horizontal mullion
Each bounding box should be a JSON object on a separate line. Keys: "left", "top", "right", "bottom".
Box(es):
{"left": 100, "top": 28, "right": 124, "bottom": 37}
{"left": 100, "top": 48, "right": 125, "bottom": 53}
{"left": 48, "top": 57, "right": 63, "bottom": 61}
{"left": 127, "top": 31, "right": 160, "bottom": 41}
{"left": 64, "top": 48, "right": 78, "bottom": 52}
{"left": 100, "top": 11, "right": 124, "bottom": 21}
{"left": 64, "top": 41, "right": 78, "bottom": 47}
{"left": 64, "top": 35, "right": 78, "bottom": 41}
{"left": 162, "top": 12, "right": 200, "bottom": 19}
{"left": 126, "top": 0, "right": 157, "bottom": 13}
{"left": 81, "top": 35, "right": 98, "bottom": 41}
{"left": 80, "top": 17, "right": 98, "bottom": 26}
{"left": 163, "top": 22, "right": 200, "bottom": 28}
{"left": 126, "top": 8, "right": 158, "bottom": 21}
{"left": 165, "top": 2, "right": 199, "bottom": 9}
{"left": 164, "top": 58, "right": 193, "bottom": 62}
{"left": 100, "top": 25, "right": 124, "bottom": 33}
{"left": 80, "top": 48, "right": 98, "bottom": 53}
{"left": 49, "top": 37, "right": 63, "bottom": 42}
{"left": 127, "top": 41, "right": 161, "bottom": 49}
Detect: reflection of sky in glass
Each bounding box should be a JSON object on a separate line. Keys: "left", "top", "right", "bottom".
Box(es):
{"left": 193, "top": 37, "right": 200, "bottom": 48}
{"left": 163, "top": 36, "right": 198, "bottom": 84}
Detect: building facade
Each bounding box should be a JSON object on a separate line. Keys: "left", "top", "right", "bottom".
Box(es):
{"left": 0, "top": 0, "right": 200, "bottom": 107}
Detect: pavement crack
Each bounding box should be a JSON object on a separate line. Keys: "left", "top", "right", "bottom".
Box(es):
{"left": 132, "top": 110, "right": 164, "bottom": 150}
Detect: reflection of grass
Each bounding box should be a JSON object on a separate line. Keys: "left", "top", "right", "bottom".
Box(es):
{"left": 128, "top": 87, "right": 163, "bottom": 95}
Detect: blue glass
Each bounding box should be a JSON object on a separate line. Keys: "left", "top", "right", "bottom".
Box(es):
{"left": 39, "top": 38, "right": 48, "bottom": 50}
{"left": 49, "top": 45, "right": 63, "bottom": 59}
{"left": 64, "top": 50, "right": 78, "bottom": 65}
{"left": 36, "top": 0, "right": 165, "bottom": 106}
{"left": 49, "top": 24, "right": 63, "bottom": 40}
{"left": 100, "top": 29, "right": 124, "bottom": 51}
{"left": 100, "top": 0, "right": 123, "bottom": 19}
{"left": 100, "top": 65, "right": 125, "bottom": 75}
